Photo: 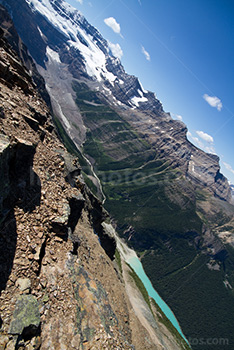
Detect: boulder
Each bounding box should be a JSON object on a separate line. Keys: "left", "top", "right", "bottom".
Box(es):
{"left": 16, "top": 278, "right": 31, "bottom": 294}
{"left": 8, "top": 295, "right": 40, "bottom": 337}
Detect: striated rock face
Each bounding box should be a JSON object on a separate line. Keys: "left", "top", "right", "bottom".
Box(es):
{"left": 0, "top": 17, "right": 185, "bottom": 350}
{"left": 1, "top": 0, "right": 231, "bottom": 202}
{"left": 132, "top": 113, "right": 232, "bottom": 201}
{"left": 187, "top": 148, "right": 231, "bottom": 200}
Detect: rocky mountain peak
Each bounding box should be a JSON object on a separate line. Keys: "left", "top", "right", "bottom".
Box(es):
{"left": 0, "top": 0, "right": 165, "bottom": 113}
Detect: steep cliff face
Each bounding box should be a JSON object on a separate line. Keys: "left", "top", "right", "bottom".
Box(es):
{"left": 0, "top": 23, "right": 130, "bottom": 349}
{"left": 0, "top": 16, "right": 188, "bottom": 350}
{"left": 0, "top": 5, "right": 50, "bottom": 105}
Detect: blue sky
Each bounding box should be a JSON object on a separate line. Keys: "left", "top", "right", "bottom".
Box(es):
{"left": 67, "top": 0, "right": 234, "bottom": 184}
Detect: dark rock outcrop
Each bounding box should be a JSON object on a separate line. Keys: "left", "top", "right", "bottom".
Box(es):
{"left": 0, "top": 4, "right": 50, "bottom": 104}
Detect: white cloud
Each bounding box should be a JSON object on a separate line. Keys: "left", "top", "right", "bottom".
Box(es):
{"left": 187, "top": 132, "right": 204, "bottom": 148}
{"left": 193, "top": 136, "right": 204, "bottom": 149}
{"left": 223, "top": 162, "right": 234, "bottom": 175}
{"left": 203, "top": 94, "right": 222, "bottom": 111}
{"left": 187, "top": 131, "right": 216, "bottom": 154}
{"left": 196, "top": 130, "right": 214, "bottom": 143}
{"left": 108, "top": 42, "right": 123, "bottom": 59}
{"left": 104, "top": 17, "right": 121, "bottom": 35}
{"left": 205, "top": 145, "right": 216, "bottom": 154}
{"left": 171, "top": 113, "right": 183, "bottom": 121}
{"left": 141, "top": 45, "right": 150, "bottom": 61}
{"left": 187, "top": 131, "right": 192, "bottom": 138}
{"left": 75, "top": 0, "right": 83, "bottom": 4}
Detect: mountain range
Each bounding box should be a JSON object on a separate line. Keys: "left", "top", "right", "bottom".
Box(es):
{"left": 0, "top": 5, "right": 191, "bottom": 349}
{"left": 0, "top": 0, "right": 234, "bottom": 349}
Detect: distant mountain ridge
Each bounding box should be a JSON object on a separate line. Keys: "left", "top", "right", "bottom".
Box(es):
{"left": 24, "top": 0, "right": 164, "bottom": 112}
{"left": 0, "top": 0, "right": 231, "bottom": 202}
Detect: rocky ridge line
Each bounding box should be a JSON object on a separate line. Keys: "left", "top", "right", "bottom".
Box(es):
{"left": 0, "top": 19, "right": 186, "bottom": 350}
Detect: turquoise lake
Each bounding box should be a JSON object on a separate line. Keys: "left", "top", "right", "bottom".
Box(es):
{"left": 127, "top": 255, "right": 189, "bottom": 344}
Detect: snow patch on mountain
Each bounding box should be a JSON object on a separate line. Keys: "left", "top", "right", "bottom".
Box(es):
{"left": 139, "top": 80, "right": 148, "bottom": 94}
{"left": 46, "top": 46, "right": 61, "bottom": 63}
{"left": 100, "top": 68, "right": 117, "bottom": 86}
{"left": 26, "top": 0, "right": 74, "bottom": 38}
{"left": 26, "top": 0, "right": 119, "bottom": 87}
{"left": 22, "top": 0, "right": 165, "bottom": 114}
{"left": 137, "top": 89, "right": 144, "bottom": 97}
{"left": 131, "top": 95, "right": 148, "bottom": 108}
{"left": 103, "top": 86, "right": 112, "bottom": 95}
{"left": 37, "top": 26, "right": 44, "bottom": 38}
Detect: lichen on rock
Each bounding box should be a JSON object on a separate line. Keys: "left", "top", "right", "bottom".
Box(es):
{"left": 8, "top": 295, "right": 40, "bottom": 337}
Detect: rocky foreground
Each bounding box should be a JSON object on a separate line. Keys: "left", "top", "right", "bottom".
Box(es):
{"left": 0, "top": 19, "right": 187, "bottom": 350}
